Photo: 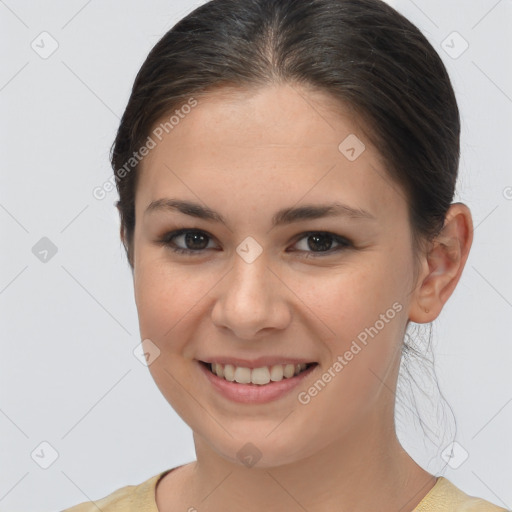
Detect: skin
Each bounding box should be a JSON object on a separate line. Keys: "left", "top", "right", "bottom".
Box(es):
{"left": 121, "top": 83, "right": 473, "bottom": 511}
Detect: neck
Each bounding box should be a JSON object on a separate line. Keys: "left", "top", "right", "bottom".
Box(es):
{"left": 178, "top": 417, "right": 435, "bottom": 512}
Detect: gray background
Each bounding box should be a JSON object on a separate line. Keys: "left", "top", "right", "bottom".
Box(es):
{"left": 0, "top": 0, "right": 510, "bottom": 510}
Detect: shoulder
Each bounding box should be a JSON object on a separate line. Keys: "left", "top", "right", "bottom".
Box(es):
{"left": 414, "top": 477, "right": 509, "bottom": 512}
{"left": 61, "top": 470, "right": 172, "bottom": 512}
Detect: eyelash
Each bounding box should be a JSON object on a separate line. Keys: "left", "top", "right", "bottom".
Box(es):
{"left": 157, "top": 229, "right": 353, "bottom": 258}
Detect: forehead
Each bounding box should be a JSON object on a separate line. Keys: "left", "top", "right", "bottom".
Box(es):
{"left": 148, "top": 84, "right": 367, "bottom": 151}
{"left": 136, "top": 84, "right": 406, "bottom": 224}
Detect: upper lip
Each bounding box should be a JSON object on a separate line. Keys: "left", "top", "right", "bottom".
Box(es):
{"left": 199, "top": 356, "right": 317, "bottom": 369}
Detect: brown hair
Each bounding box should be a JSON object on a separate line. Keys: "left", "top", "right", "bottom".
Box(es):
{"left": 111, "top": 0, "right": 460, "bottom": 269}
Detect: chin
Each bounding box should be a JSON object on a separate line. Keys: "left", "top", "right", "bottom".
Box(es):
{"left": 197, "top": 425, "right": 320, "bottom": 470}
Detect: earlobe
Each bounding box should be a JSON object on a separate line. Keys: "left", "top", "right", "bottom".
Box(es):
{"left": 409, "top": 203, "right": 473, "bottom": 323}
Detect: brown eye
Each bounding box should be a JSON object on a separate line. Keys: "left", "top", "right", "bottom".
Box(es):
{"left": 159, "top": 229, "right": 217, "bottom": 255}
{"left": 181, "top": 231, "right": 210, "bottom": 250}
{"left": 291, "top": 232, "right": 352, "bottom": 257}
{"left": 305, "top": 233, "right": 334, "bottom": 252}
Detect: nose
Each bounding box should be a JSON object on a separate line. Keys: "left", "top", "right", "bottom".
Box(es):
{"left": 210, "top": 251, "right": 292, "bottom": 340}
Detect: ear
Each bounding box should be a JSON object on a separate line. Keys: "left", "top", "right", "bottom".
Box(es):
{"left": 408, "top": 203, "right": 473, "bottom": 323}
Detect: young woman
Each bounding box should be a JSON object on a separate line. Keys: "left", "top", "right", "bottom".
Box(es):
{"left": 63, "top": 0, "right": 508, "bottom": 510}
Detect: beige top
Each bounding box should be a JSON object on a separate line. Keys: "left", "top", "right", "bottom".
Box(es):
{"left": 61, "top": 469, "right": 509, "bottom": 511}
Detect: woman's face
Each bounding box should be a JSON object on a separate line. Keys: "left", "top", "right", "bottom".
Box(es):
{"left": 131, "top": 84, "right": 421, "bottom": 467}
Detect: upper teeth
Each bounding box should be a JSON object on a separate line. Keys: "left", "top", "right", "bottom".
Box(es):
{"left": 210, "top": 363, "right": 308, "bottom": 385}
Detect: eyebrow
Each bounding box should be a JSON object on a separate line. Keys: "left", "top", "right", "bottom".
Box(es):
{"left": 145, "top": 198, "right": 376, "bottom": 227}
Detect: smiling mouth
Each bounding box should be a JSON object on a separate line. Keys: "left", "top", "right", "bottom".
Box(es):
{"left": 200, "top": 361, "right": 318, "bottom": 385}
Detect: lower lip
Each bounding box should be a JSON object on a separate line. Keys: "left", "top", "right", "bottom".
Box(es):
{"left": 198, "top": 361, "right": 318, "bottom": 404}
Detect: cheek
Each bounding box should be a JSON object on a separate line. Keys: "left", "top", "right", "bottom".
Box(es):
{"left": 133, "top": 261, "right": 210, "bottom": 417}
{"left": 292, "top": 259, "right": 408, "bottom": 344}
{"left": 134, "top": 256, "right": 234, "bottom": 367}
{"left": 134, "top": 258, "right": 203, "bottom": 344}
{"left": 289, "top": 251, "right": 410, "bottom": 399}
{"left": 289, "top": 264, "right": 407, "bottom": 435}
